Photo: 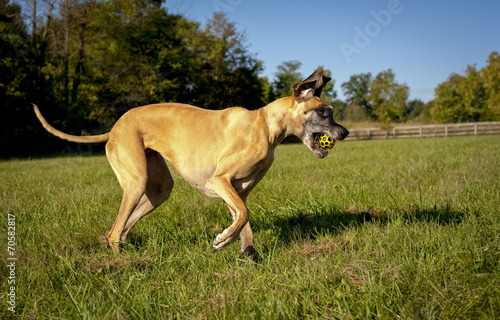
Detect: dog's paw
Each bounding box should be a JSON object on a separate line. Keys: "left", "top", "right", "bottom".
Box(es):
{"left": 212, "top": 229, "right": 238, "bottom": 251}
{"left": 241, "top": 245, "right": 256, "bottom": 260}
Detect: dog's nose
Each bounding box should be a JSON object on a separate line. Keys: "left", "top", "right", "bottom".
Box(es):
{"left": 341, "top": 128, "right": 349, "bottom": 140}
{"left": 335, "top": 126, "right": 349, "bottom": 141}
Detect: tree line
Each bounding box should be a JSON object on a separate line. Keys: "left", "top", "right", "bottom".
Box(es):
{"left": 339, "top": 52, "right": 500, "bottom": 124}
{"left": 1, "top": 0, "right": 499, "bottom": 157}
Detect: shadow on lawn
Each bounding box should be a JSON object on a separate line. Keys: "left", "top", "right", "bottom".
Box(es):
{"left": 123, "top": 204, "right": 468, "bottom": 261}
{"left": 255, "top": 204, "right": 468, "bottom": 246}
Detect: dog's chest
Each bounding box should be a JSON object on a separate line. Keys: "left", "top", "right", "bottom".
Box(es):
{"left": 188, "top": 175, "right": 261, "bottom": 198}
{"left": 231, "top": 156, "right": 274, "bottom": 194}
{"left": 232, "top": 177, "right": 258, "bottom": 194}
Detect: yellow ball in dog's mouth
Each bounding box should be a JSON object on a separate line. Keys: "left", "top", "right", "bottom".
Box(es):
{"left": 317, "top": 134, "right": 335, "bottom": 149}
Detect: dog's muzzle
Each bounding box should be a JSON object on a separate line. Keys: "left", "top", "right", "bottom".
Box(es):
{"left": 309, "top": 126, "right": 349, "bottom": 158}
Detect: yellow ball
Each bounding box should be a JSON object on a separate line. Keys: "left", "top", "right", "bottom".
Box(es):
{"left": 318, "top": 134, "right": 335, "bottom": 149}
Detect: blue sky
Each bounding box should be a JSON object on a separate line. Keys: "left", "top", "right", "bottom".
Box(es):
{"left": 166, "top": 0, "right": 500, "bottom": 102}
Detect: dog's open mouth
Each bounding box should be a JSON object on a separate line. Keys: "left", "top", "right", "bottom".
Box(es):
{"left": 311, "top": 133, "right": 335, "bottom": 158}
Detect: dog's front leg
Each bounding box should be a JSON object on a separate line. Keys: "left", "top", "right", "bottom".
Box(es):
{"left": 206, "top": 174, "right": 249, "bottom": 252}
{"left": 226, "top": 193, "right": 255, "bottom": 258}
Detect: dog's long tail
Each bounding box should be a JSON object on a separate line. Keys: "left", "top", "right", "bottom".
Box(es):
{"left": 33, "top": 104, "right": 110, "bottom": 143}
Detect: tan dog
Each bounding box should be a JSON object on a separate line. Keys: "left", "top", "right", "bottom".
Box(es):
{"left": 33, "top": 67, "right": 349, "bottom": 257}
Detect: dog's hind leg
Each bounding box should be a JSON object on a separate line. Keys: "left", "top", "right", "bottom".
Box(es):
{"left": 239, "top": 222, "right": 255, "bottom": 258}
{"left": 206, "top": 174, "right": 249, "bottom": 251}
{"left": 106, "top": 137, "right": 149, "bottom": 253}
{"left": 225, "top": 194, "right": 255, "bottom": 258}
{"left": 120, "top": 151, "right": 174, "bottom": 243}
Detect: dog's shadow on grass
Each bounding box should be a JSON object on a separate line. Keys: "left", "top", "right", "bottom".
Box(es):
{"left": 257, "top": 206, "right": 379, "bottom": 246}
{"left": 253, "top": 204, "right": 467, "bottom": 246}
{"left": 124, "top": 204, "right": 467, "bottom": 261}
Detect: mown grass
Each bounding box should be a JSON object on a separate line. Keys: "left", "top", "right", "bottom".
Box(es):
{"left": 1, "top": 135, "right": 499, "bottom": 319}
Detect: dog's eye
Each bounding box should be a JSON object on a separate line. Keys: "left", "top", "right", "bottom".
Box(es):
{"left": 316, "top": 108, "right": 330, "bottom": 118}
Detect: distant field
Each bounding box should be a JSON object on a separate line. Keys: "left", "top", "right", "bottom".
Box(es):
{"left": 1, "top": 136, "right": 499, "bottom": 319}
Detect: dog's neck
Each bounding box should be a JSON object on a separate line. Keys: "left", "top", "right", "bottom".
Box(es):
{"left": 259, "top": 96, "right": 299, "bottom": 147}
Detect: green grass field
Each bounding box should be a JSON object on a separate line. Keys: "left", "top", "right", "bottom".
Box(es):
{"left": 1, "top": 135, "right": 499, "bottom": 319}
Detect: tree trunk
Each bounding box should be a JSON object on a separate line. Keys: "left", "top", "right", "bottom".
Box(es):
{"left": 72, "top": 20, "right": 86, "bottom": 104}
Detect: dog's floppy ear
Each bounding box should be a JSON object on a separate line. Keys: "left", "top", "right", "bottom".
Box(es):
{"left": 292, "top": 67, "right": 331, "bottom": 100}
{"left": 314, "top": 73, "right": 331, "bottom": 97}
{"left": 292, "top": 80, "right": 316, "bottom": 101}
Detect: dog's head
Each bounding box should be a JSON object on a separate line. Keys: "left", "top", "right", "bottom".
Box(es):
{"left": 291, "top": 67, "right": 349, "bottom": 158}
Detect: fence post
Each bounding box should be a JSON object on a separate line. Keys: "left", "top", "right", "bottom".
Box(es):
{"left": 445, "top": 125, "right": 448, "bottom": 137}
{"left": 393, "top": 128, "right": 396, "bottom": 138}
{"left": 419, "top": 126, "right": 423, "bottom": 137}
{"left": 474, "top": 123, "right": 478, "bottom": 135}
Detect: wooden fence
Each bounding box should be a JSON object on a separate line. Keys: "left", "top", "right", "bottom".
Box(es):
{"left": 346, "top": 122, "right": 500, "bottom": 141}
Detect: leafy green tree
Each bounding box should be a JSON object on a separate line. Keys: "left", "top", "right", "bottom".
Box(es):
{"left": 460, "top": 65, "right": 488, "bottom": 121}
{"left": 259, "top": 76, "right": 276, "bottom": 105}
{"left": 482, "top": 51, "right": 500, "bottom": 120}
{"left": 317, "top": 68, "right": 336, "bottom": 101}
{"left": 406, "top": 99, "right": 428, "bottom": 122}
{"left": 341, "top": 70, "right": 408, "bottom": 123}
{"left": 430, "top": 52, "right": 500, "bottom": 123}
{"left": 431, "top": 73, "right": 463, "bottom": 122}
{"left": 0, "top": 0, "right": 57, "bottom": 157}
{"left": 315, "top": 67, "right": 345, "bottom": 119}
{"left": 342, "top": 104, "right": 372, "bottom": 122}
{"left": 0, "top": 0, "right": 28, "bottom": 99}
{"left": 341, "top": 72, "right": 373, "bottom": 118}
{"left": 192, "top": 11, "right": 265, "bottom": 110}
{"left": 272, "top": 62, "right": 340, "bottom": 107}
{"left": 41, "top": 0, "right": 94, "bottom": 128}
{"left": 367, "top": 69, "right": 409, "bottom": 123}
{"left": 83, "top": 0, "right": 186, "bottom": 125}
{"left": 41, "top": 5, "right": 265, "bottom": 122}
{"left": 431, "top": 65, "right": 488, "bottom": 122}
{"left": 272, "top": 60, "right": 303, "bottom": 98}
{"left": 3, "top": 0, "right": 269, "bottom": 156}
{"left": 330, "top": 99, "right": 347, "bottom": 121}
